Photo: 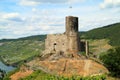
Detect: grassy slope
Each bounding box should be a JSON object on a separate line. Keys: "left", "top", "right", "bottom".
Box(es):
{"left": 20, "top": 70, "right": 106, "bottom": 80}
{"left": 0, "top": 35, "right": 46, "bottom": 65}
{"left": 81, "top": 23, "right": 120, "bottom": 46}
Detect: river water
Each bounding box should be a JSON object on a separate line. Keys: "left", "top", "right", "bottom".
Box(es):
{"left": 0, "top": 61, "right": 15, "bottom": 73}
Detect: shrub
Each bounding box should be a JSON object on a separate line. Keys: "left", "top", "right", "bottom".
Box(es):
{"left": 20, "top": 70, "right": 106, "bottom": 80}
{"left": 100, "top": 47, "right": 120, "bottom": 77}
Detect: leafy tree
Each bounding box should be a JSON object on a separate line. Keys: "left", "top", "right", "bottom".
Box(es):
{"left": 100, "top": 47, "right": 120, "bottom": 77}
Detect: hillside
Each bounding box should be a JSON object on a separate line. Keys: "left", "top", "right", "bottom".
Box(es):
{"left": 1, "top": 23, "right": 120, "bottom": 80}
{"left": 0, "top": 35, "right": 46, "bottom": 65}
{"left": 0, "top": 35, "right": 46, "bottom": 42}
{"left": 81, "top": 23, "right": 120, "bottom": 46}
{"left": 0, "top": 23, "right": 120, "bottom": 65}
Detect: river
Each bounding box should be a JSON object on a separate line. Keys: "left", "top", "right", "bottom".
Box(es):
{"left": 0, "top": 61, "right": 15, "bottom": 73}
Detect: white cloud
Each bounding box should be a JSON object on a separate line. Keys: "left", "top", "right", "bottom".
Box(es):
{"left": 2, "top": 12, "right": 25, "bottom": 22}
{"left": 100, "top": 0, "right": 120, "bottom": 8}
{"left": 20, "top": 0, "right": 40, "bottom": 6}
{"left": 0, "top": 10, "right": 65, "bottom": 39}
{"left": 32, "top": 8, "right": 37, "bottom": 12}
{"left": 0, "top": 0, "right": 120, "bottom": 39}
{"left": 19, "top": 0, "right": 85, "bottom": 6}
{"left": 3, "top": 13, "right": 19, "bottom": 19}
{"left": 79, "top": 9, "right": 120, "bottom": 31}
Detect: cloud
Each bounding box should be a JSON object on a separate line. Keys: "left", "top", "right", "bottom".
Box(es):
{"left": 19, "top": 0, "right": 84, "bottom": 6}
{"left": 79, "top": 10, "right": 120, "bottom": 31}
{"left": 2, "top": 13, "right": 24, "bottom": 22}
{"left": 3, "top": 13, "right": 19, "bottom": 19}
{"left": 0, "top": 10, "right": 65, "bottom": 39}
{"left": 100, "top": 0, "right": 120, "bottom": 8}
{"left": 20, "top": 0, "right": 40, "bottom": 6}
{"left": 0, "top": 0, "right": 120, "bottom": 39}
{"left": 32, "top": 8, "right": 37, "bottom": 12}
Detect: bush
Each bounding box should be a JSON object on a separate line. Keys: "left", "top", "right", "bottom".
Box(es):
{"left": 100, "top": 47, "right": 120, "bottom": 77}
{"left": 20, "top": 70, "right": 106, "bottom": 80}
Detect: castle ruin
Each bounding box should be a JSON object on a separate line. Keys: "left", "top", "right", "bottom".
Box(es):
{"left": 44, "top": 16, "right": 84, "bottom": 56}
{"left": 27, "top": 16, "right": 108, "bottom": 77}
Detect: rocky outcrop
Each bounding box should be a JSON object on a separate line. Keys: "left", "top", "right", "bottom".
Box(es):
{"left": 27, "top": 58, "right": 108, "bottom": 77}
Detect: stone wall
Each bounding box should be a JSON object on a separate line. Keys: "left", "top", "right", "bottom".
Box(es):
{"left": 44, "top": 16, "right": 81, "bottom": 55}
{"left": 45, "top": 34, "right": 68, "bottom": 54}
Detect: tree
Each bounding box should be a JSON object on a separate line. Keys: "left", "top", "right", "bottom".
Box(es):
{"left": 100, "top": 47, "right": 120, "bottom": 77}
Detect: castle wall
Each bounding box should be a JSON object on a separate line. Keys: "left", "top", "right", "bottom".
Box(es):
{"left": 45, "top": 34, "right": 68, "bottom": 53}
{"left": 44, "top": 16, "right": 81, "bottom": 54}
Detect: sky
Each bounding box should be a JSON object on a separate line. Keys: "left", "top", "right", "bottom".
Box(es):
{"left": 0, "top": 0, "right": 120, "bottom": 39}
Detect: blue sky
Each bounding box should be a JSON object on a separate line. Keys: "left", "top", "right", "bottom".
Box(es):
{"left": 0, "top": 0, "right": 120, "bottom": 39}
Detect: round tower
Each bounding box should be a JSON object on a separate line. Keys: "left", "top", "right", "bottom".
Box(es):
{"left": 66, "top": 16, "right": 78, "bottom": 35}
{"left": 65, "top": 16, "right": 80, "bottom": 53}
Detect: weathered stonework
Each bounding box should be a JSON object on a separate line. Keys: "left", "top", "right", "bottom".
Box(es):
{"left": 45, "top": 34, "right": 67, "bottom": 54}
{"left": 66, "top": 16, "right": 80, "bottom": 52}
{"left": 35, "top": 16, "right": 109, "bottom": 77}
{"left": 11, "top": 16, "right": 109, "bottom": 78}
{"left": 43, "top": 16, "right": 81, "bottom": 56}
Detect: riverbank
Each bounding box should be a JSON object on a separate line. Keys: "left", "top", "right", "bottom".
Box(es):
{"left": 0, "top": 61, "right": 15, "bottom": 73}
{"left": 0, "top": 61, "right": 16, "bottom": 79}
{"left": 0, "top": 54, "right": 39, "bottom": 67}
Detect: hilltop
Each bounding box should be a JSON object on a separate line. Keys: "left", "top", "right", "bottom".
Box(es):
{"left": 0, "top": 23, "right": 120, "bottom": 80}
{"left": 0, "top": 35, "right": 46, "bottom": 42}
{"left": 9, "top": 16, "right": 109, "bottom": 80}
{"left": 0, "top": 23, "right": 120, "bottom": 65}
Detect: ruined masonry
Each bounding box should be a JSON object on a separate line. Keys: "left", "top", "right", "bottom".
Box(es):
{"left": 44, "top": 16, "right": 82, "bottom": 56}
{"left": 27, "top": 16, "right": 108, "bottom": 77}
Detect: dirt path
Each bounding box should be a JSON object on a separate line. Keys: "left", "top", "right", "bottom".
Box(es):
{"left": 84, "top": 60, "right": 91, "bottom": 76}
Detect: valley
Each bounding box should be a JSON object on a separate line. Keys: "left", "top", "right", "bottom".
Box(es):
{"left": 0, "top": 23, "right": 120, "bottom": 80}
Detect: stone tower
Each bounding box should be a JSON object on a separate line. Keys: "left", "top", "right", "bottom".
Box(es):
{"left": 44, "top": 16, "right": 81, "bottom": 56}
{"left": 33, "top": 16, "right": 108, "bottom": 78}
{"left": 66, "top": 16, "right": 80, "bottom": 53}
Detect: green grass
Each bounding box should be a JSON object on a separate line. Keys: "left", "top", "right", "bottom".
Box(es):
{"left": 20, "top": 70, "right": 106, "bottom": 80}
